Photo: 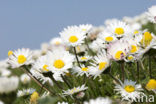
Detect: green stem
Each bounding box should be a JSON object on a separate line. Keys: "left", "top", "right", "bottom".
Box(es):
{"left": 120, "top": 62, "right": 125, "bottom": 82}
{"left": 148, "top": 55, "right": 152, "bottom": 78}
{"left": 61, "top": 75, "right": 72, "bottom": 89}
{"left": 73, "top": 47, "right": 81, "bottom": 68}
{"left": 137, "top": 61, "right": 140, "bottom": 82}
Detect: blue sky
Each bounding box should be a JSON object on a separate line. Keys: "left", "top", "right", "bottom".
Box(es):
{"left": 0, "top": 0, "right": 156, "bottom": 59}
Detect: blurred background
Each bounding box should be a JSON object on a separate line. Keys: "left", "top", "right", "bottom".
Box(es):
{"left": 0, "top": 0, "right": 155, "bottom": 59}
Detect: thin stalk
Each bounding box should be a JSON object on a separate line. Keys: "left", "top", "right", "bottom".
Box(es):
{"left": 21, "top": 67, "right": 54, "bottom": 95}
{"left": 120, "top": 62, "right": 125, "bottom": 82}
{"left": 61, "top": 75, "right": 72, "bottom": 89}
{"left": 50, "top": 74, "right": 63, "bottom": 89}
{"left": 148, "top": 55, "right": 152, "bottom": 78}
{"left": 73, "top": 47, "right": 81, "bottom": 68}
{"left": 137, "top": 61, "right": 140, "bottom": 82}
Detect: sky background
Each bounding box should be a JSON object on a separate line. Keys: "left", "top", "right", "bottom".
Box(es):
{"left": 0, "top": 0, "right": 156, "bottom": 60}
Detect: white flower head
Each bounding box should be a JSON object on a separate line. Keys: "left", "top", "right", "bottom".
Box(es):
{"left": 89, "top": 50, "right": 110, "bottom": 79}
{"left": 48, "top": 49, "right": 75, "bottom": 75}
{"left": 62, "top": 84, "right": 88, "bottom": 96}
{"left": 33, "top": 55, "right": 51, "bottom": 73}
{"left": 50, "top": 37, "right": 63, "bottom": 46}
{"left": 79, "top": 24, "right": 93, "bottom": 34}
{"left": 73, "top": 64, "right": 90, "bottom": 77}
{"left": 98, "top": 31, "right": 117, "bottom": 43}
{"left": 115, "top": 79, "right": 144, "bottom": 102}
{"left": 0, "top": 76, "right": 19, "bottom": 94}
{"left": 78, "top": 55, "right": 92, "bottom": 62}
{"left": 146, "top": 5, "right": 156, "bottom": 23}
{"left": 107, "top": 20, "right": 132, "bottom": 38}
{"left": 107, "top": 40, "right": 131, "bottom": 61}
{"left": 60, "top": 26, "right": 86, "bottom": 47}
{"left": 57, "top": 102, "right": 68, "bottom": 104}
{"left": 8, "top": 48, "right": 33, "bottom": 68}
{"left": 84, "top": 97, "right": 112, "bottom": 104}
{"left": 20, "top": 74, "right": 31, "bottom": 84}
{"left": 0, "top": 69, "right": 11, "bottom": 77}
{"left": 17, "top": 88, "right": 35, "bottom": 97}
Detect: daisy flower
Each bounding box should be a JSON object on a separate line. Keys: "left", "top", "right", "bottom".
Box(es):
{"left": 79, "top": 24, "right": 93, "bottom": 34}
{"left": 115, "top": 79, "right": 144, "bottom": 102}
{"left": 78, "top": 55, "right": 92, "bottom": 62}
{"left": 84, "top": 97, "right": 112, "bottom": 104}
{"left": 17, "top": 88, "right": 35, "bottom": 97}
{"left": 0, "top": 76, "right": 19, "bottom": 94}
{"left": 146, "top": 5, "right": 156, "bottom": 23}
{"left": 0, "top": 69, "right": 11, "bottom": 77}
{"left": 62, "top": 84, "right": 88, "bottom": 96}
{"left": 146, "top": 79, "right": 156, "bottom": 94}
{"left": 98, "top": 31, "right": 117, "bottom": 43}
{"left": 33, "top": 55, "right": 51, "bottom": 73}
{"left": 60, "top": 26, "right": 86, "bottom": 47}
{"left": 30, "top": 69, "right": 54, "bottom": 85}
{"left": 73, "top": 64, "right": 90, "bottom": 77}
{"left": 89, "top": 50, "right": 110, "bottom": 78}
{"left": 50, "top": 37, "right": 63, "bottom": 46}
{"left": 8, "top": 48, "right": 33, "bottom": 68}
{"left": 124, "top": 55, "right": 136, "bottom": 62}
{"left": 20, "top": 74, "right": 31, "bottom": 84}
{"left": 48, "top": 49, "right": 75, "bottom": 75}
{"left": 107, "top": 40, "right": 131, "bottom": 61}
{"left": 107, "top": 20, "right": 132, "bottom": 38}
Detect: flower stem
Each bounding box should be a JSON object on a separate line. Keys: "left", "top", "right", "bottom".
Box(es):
{"left": 61, "top": 75, "right": 72, "bottom": 89}
{"left": 21, "top": 66, "right": 54, "bottom": 95}
{"left": 148, "top": 55, "right": 152, "bottom": 78}
{"left": 120, "top": 62, "right": 125, "bottom": 82}
{"left": 137, "top": 61, "right": 140, "bottom": 82}
{"left": 73, "top": 47, "right": 81, "bottom": 68}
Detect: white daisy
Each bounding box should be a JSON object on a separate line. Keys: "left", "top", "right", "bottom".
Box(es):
{"left": 0, "top": 59, "right": 9, "bottom": 68}
{"left": 17, "top": 88, "right": 35, "bottom": 97}
{"left": 0, "top": 69, "right": 11, "bottom": 77}
{"left": 115, "top": 79, "right": 144, "bottom": 102}
{"left": 84, "top": 97, "right": 112, "bottom": 104}
{"left": 60, "top": 26, "right": 86, "bottom": 47}
{"left": 98, "top": 31, "right": 117, "bottom": 43}
{"left": 20, "top": 74, "right": 31, "bottom": 84}
{"left": 79, "top": 55, "right": 92, "bottom": 62}
{"left": 48, "top": 49, "right": 75, "bottom": 75}
{"left": 8, "top": 48, "right": 33, "bottom": 68}
{"left": 73, "top": 64, "right": 90, "bottom": 77}
{"left": 0, "top": 76, "right": 19, "bottom": 94}
{"left": 107, "top": 20, "right": 132, "bottom": 38}
{"left": 0, "top": 101, "right": 4, "bottom": 104}
{"left": 33, "top": 55, "right": 51, "bottom": 73}
{"left": 124, "top": 55, "right": 136, "bottom": 62}
{"left": 107, "top": 40, "right": 131, "bottom": 61}
{"left": 50, "top": 37, "right": 63, "bottom": 46}
{"left": 30, "top": 69, "right": 54, "bottom": 85}
{"left": 146, "top": 5, "right": 156, "bottom": 23}
{"left": 89, "top": 50, "right": 110, "bottom": 78}
{"left": 79, "top": 24, "right": 93, "bottom": 34}
{"left": 62, "top": 84, "right": 88, "bottom": 96}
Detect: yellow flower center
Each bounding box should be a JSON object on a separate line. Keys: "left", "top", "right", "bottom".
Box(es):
{"left": 115, "top": 27, "right": 124, "bottom": 35}
{"left": 82, "top": 29, "right": 87, "bottom": 31}
{"left": 146, "top": 79, "right": 156, "bottom": 90}
{"left": 115, "top": 51, "right": 125, "bottom": 60}
{"left": 80, "top": 57, "right": 87, "bottom": 60}
{"left": 105, "top": 37, "right": 114, "bottom": 42}
{"left": 127, "top": 56, "right": 133, "bottom": 60}
{"left": 42, "top": 64, "right": 49, "bottom": 71}
{"left": 81, "top": 67, "right": 88, "bottom": 71}
{"left": 130, "top": 45, "right": 138, "bottom": 53}
{"left": 98, "top": 62, "right": 107, "bottom": 70}
{"left": 53, "top": 60, "right": 65, "bottom": 69}
{"left": 124, "top": 85, "right": 135, "bottom": 93}
{"left": 69, "top": 36, "right": 78, "bottom": 43}
{"left": 8, "top": 50, "right": 13, "bottom": 56}
{"left": 17, "top": 55, "right": 27, "bottom": 64}
{"left": 55, "top": 41, "right": 60, "bottom": 45}
{"left": 30, "top": 92, "right": 39, "bottom": 103}
{"left": 134, "top": 30, "right": 139, "bottom": 35}
{"left": 141, "top": 32, "right": 153, "bottom": 47}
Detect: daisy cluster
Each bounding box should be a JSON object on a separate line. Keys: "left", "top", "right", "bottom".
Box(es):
{"left": 0, "top": 5, "right": 156, "bottom": 104}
